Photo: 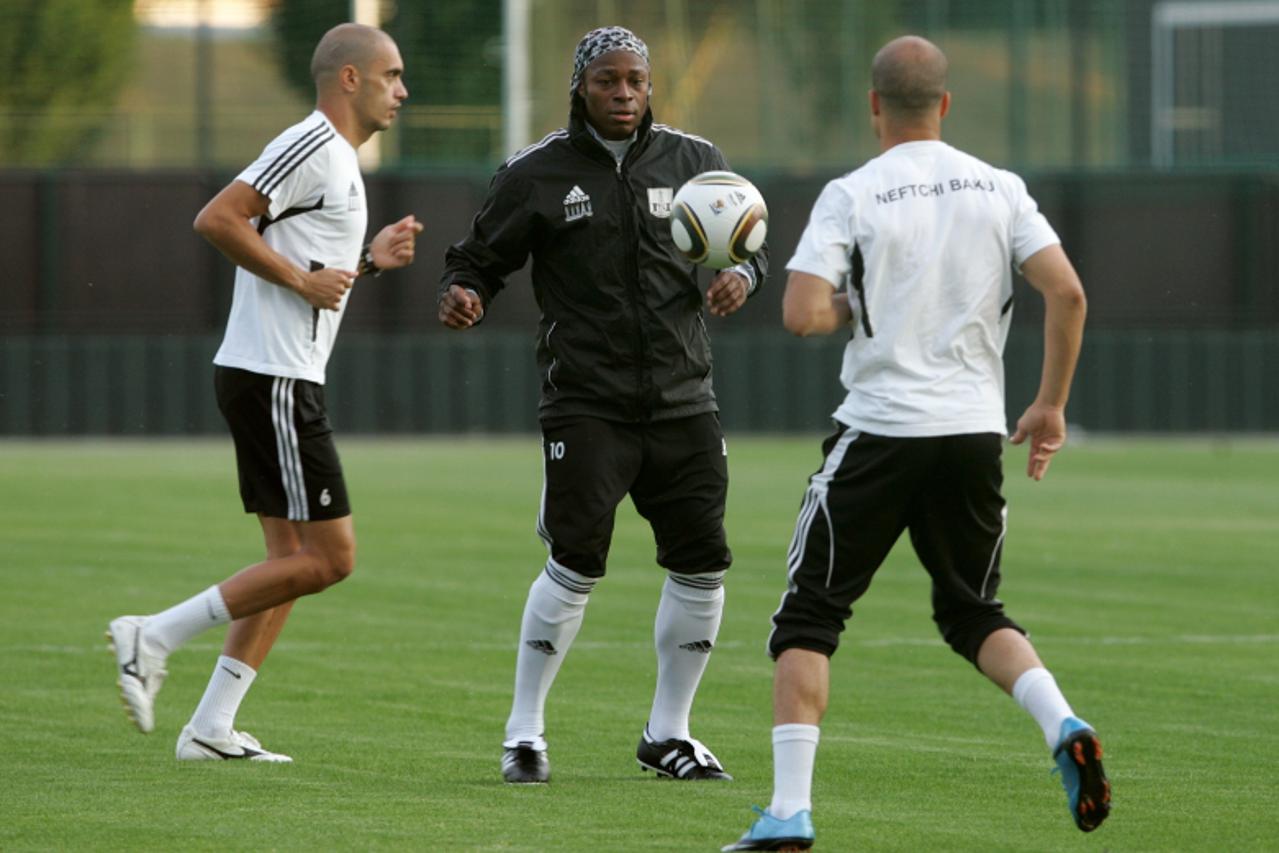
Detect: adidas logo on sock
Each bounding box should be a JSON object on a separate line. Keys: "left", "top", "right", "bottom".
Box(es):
{"left": 679, "top": 640, "right": 714, "bottom": 654}
{"left": 526, "top": 639, "right": 558, "bottom": 655}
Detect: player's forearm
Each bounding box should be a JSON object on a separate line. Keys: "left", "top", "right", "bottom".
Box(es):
{"left": 1034, "top": 288, "right": 1086, "bottom": 408}
{"left": 782, "top": 273, "right": 852, "bottom": 337}
{"left": 786, "top": 294, "right": 852, "bottom": 336}
{"left": 195, "top": 212, "right": 306, "bottom": 293}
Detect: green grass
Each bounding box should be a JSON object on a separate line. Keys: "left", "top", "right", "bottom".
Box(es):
{"left": 2, "top": 436, "right": 1277, "bottom": 851}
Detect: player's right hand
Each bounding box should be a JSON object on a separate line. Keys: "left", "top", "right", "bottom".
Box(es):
{"left": 298, "top": 268, "right": 356, "bottom": 310}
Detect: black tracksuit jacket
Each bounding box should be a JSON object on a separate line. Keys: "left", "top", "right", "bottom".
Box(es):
{"left": 441, "top": 102, "right": 769, "bottom": 424}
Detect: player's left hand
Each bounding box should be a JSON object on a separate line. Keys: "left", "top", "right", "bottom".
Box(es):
{"left": 1010, "top": 401, "right": 1067, "bottom": 481}
{"left": 371, "top": 214, "right": 424, "bottom": 270}
{"left": 706, "top": 270, "right": 751, "bottom": 317}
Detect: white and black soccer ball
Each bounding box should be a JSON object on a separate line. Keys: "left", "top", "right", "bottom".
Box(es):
{"left": 669, "top": 171, "right": 768, "bottom": 270}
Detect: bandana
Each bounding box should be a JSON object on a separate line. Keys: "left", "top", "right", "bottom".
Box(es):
{"left": 569, "top": 26, "right": 650, "bottom": 93}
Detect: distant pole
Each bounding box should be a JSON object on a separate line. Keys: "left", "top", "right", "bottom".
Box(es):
{"left": 1007, "top": 0, "right": 1029, "bottom": 167}
{"left": 353, "top": 0, "right": 382, "bottom": 170}
{"left": 195, "top": 0, "right": 213, "bottom": 167}
{"left": 1069, "top": 1, "right": 1090, "bottom": 168}
{"left": 504, "top": 0, "right": 531, "bottom": 157}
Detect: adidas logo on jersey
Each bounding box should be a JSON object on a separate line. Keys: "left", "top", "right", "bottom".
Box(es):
{"left": 679, "top": 640, "right": 715, "bottom": 654}
{"left": 526, "top": 639, "right": 558, "bottom": 656}
{"left": 563, "top": 185, "right": 592, "bottom": 222}
{"left": 348, "top": 180, "right": 361, "bottom": 211}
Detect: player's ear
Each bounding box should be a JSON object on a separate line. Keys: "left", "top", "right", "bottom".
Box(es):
{"left": 868, "top": 89, "right": 880, "bottom": 116}
{"left": 938, "top": 91, "right": 951, "bottom": 119}
{"left": 339, "top": 63, "right": 360, "bottom": 93}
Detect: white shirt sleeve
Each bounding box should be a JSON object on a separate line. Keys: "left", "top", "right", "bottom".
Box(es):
{"left": 235, "top": 122, "right": 332, "bottom": 219}
{"left": 785, "top": 181, "right": 854, "bottom": 289}
{"left": 1006, "top": 172, "right": 1060, "bottom": 269}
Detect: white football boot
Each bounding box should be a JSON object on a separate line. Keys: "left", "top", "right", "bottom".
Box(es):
{"left": 106, "top": 615, "right": 168, "bottom": 733}
{"left": 176, "top": 725, "right": 293, "bottom": 763}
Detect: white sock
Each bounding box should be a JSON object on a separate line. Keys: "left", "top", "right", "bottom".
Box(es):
{"left": 647, "top": 572, "right": 725, "bottom": 742}
{"left": 769, "top": 723, "right": 820, "bottom": 820}
{"left": 1012, "top": 666, "right": 1075, "bottom": 748}
{"left": 503, "top": 565, "right": 593, "bottom": 748}
{"left": 188, "top": 655, "right": 257, "bottom": 739}
{"left": 143, "top": 585, "right": 231, "bottom": 656}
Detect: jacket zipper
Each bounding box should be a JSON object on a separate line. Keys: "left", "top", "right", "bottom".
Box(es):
{"left": 616, "top": 160, "right": 649, "bottom": 420}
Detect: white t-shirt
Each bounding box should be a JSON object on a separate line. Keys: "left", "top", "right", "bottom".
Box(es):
{"left": 786, "top": 140, "right": 1059, "bottom": 437}
{"left": 213, "top": 111, "right": 367, "bottom": 384}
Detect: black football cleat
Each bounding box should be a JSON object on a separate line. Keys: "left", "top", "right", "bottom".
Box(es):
{"left": 502, "top": 741, "right": 549, "bottom": 784}
{"left": 636, "top": 725, "right": 733, "bottom": 780}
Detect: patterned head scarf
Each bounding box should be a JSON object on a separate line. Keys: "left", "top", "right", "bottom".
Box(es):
{"left": 569, "top": 26, "right": 650, "bottom": 94}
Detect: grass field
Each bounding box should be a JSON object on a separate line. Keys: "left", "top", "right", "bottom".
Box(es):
{"left": 2, "top": 436, "right": 1277, "bottom": 851}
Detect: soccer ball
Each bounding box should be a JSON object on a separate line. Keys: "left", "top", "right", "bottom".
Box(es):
{"left": 669, "top": 171, "right": 768, "bottom": 270}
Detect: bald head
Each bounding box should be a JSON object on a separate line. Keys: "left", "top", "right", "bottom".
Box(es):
{"left": 310, "top": 23, "right": 393, "bottom": 88}
{"left": 871, "top": 36, "right": 948, "bottom": 117}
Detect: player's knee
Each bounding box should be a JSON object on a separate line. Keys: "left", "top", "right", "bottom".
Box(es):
{"left": 935, "top": 608, "right": 1020, "bottom": 667}
{"left": 324, "top": 542, "right": 356, "bottom": 585}
{"left": 769, "top": 614, "right": 843, "bottom": 660}
{"left": 658, "top": 534, "right": 731, "bottom": 575}
{"left": 307, "top": 539, "right": 356, "bottom": 589}
{"left": 326, "top": 555, "right": 355, "bottom": 585}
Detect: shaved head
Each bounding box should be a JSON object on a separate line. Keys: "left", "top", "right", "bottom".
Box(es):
{"left": 310, "top": 23, "right": 393, "bottom": 86}
{"left": 871, "top": 35, "right": 948, "bottom": 116}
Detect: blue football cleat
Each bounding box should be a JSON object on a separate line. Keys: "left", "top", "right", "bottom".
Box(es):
{"left": 722, "top": 806, "right": 814, "bottom": 851}
{"left": 1052, "top": 716, "right": 1111, "bottom": 832}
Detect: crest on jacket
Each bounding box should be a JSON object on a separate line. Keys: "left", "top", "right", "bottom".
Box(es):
{"left": 647, "top": 187, "right": 673, "bottom": 218}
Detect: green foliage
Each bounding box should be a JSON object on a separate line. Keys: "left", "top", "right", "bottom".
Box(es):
{"left": 268, "top": 1, "right": 502, "bottom": 107}
{"left": 3, "top": 438, "right": 1278, "bottom": 849}
{"left": 383, "top": 1, "right": 502, "bottom": 107}
{"left": 269, "top": 0, "right": 502, "bottom": 163}
{"left": 0, "top": 0, "right": 137, "bottom": 165}
{"left": 386, "top": 1, "right": 503, "bottom": 163}
{"left": 268, "top": 0, "right": 350, "bottom": 99}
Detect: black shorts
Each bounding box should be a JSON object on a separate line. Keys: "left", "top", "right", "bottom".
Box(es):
{"left": 537, "top": 413, "right": 731, "bottom": 578}
{"left": 769, "top": 426, "right": 1023, "bottom": 665}
{"left": 214, "top": 366, "right": 350, "bottom": 522}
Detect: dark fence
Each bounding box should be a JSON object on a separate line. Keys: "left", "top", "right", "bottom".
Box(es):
{"left": 5, "top": 168, "right": 1279, "bottom": 335}
{"left": 2, "top": 168, "right": 1277, "bottom": 434}
{"left": 3, "top": 327, "right": 1277, "bottom": 435}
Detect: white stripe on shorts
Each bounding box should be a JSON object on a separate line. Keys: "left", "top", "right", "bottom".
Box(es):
{"left": 979, "top": 505, "right": 1009, "bottom": 599}
{"left": 767, "top": 429, "right": 861, "bottom": 654}
{"left": 791, "top": 428, "right": 859, "bottom": 586}
{"left": 271, "top": 377, "right": 308, "bottom": 521}
{"left": 536, "top": 436, "right": 552, "bottom": 548}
